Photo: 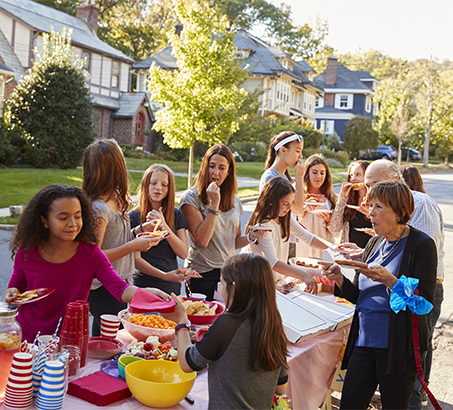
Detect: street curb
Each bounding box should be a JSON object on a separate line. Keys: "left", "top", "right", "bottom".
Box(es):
{"left": 0, "top": 225, "right": 15, "bottom": 231}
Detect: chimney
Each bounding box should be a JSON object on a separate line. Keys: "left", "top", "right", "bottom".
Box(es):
{"left": 175, "top": 24, "right": 183, "bottom": 37}
{"left": 76, "top": 2, "right": 99, "bottom": 34}
{"left": 325, "top": 56, "right": 338, "bottom": 86}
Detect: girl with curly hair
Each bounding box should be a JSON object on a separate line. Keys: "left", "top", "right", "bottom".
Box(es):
{"left": 5, "top": 185, "right": 169, "bottom": 342}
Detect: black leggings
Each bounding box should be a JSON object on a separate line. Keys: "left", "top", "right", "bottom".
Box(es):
{"left": 340, "top": 346, "right": 416, "bottom": 410}
{"left": 88, "top": 286, "right": 127, "bottom": 336}
{"left": 186, "top": 268, "right": 221, "bottom": 301}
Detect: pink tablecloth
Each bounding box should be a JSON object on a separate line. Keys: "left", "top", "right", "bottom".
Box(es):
{"left": 12, "top": 324, "right": 349, "bottom": 410}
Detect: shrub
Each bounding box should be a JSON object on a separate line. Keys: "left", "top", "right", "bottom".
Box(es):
{"left": 325, "top": 158, "right": 344, "bottom": 168}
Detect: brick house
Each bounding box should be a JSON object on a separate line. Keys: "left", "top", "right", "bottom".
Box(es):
{"left": 314, "top": 56, "right": 378, "bottom": 141}
{"left": 0, "top": 0, "right": 156, "bottom": 150}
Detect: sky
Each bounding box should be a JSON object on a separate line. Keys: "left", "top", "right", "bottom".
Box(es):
{"left": 278, "top": 0, "right": 453, "bottom": 61}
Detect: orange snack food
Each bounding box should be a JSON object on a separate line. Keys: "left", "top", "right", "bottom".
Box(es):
{"left": 127, "top": 314, "right": 176, "bottom": 329}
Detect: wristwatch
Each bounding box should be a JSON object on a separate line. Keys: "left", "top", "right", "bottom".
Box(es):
{"left": 175, "top": 323, "right": 190, "bottom": 333}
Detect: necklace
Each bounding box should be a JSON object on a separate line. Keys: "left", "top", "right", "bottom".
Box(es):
{"left": 377, "top": 226, "right": 407, "bottom": 264}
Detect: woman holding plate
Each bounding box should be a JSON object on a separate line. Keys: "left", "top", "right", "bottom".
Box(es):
{"left": 320, "top": 181, "right": 436, "bottom": 409}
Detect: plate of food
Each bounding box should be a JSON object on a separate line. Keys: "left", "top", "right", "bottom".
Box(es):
{"left": 345, "top": 204, "right": 361, "bottom": 210}
{"left": 309, "top": 209, "right": 332, "bottom": 215}
{"left": 177, "top": 267, "right": 203, "bottom": 278}
{"left": 10, "top": 287, "right": 55, "bottom": 305}
{"left": 333, "top": 259, "right": 369, "bottom": 270}
{"left": 248, "top": 224, "right": 273, "bottom": 232}
{"left": 354, "top": 227, "right": 375, "bottom": 235}
{"left": 137, "top": 231, "right": 170, "bottom": 239}
{"left": 288, "top": 257, "right": 323, "bottom": 274}
{"left": 304, "top": 200, "right": 325, "bottom": 207}
{"left": 179, "top": 297, "right": 224, "bottom": 325}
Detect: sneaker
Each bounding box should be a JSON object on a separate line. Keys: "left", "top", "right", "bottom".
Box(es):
{"left": 421, "top": 387, "right": 428, "bottom": 407}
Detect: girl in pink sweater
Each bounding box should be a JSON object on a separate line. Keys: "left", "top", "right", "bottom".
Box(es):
{"left": 5, "top": 185, "right": 169, "bottom": 342}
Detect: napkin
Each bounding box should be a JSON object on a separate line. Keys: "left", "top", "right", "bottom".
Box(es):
{"left": 67, "top": 371, "right": 131, "bottom": 406}
{"left": 129, "top": 288, "right": 176, "bottom": 313}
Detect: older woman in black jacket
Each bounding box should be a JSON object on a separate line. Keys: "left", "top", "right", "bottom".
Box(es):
{"left": 321, "top": 181, "right": 436, "bottom": 410}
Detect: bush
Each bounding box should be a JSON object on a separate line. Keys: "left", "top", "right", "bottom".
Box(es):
{"left": 0, "top": 123, "right": 24, "bottom": 167}
{"left": 228, "top": 141, "right": 267, "bottom": 162}
{"left": 325, "top": 158, "right": 344, "bottom": 168}
{"left": 323, "top": 150, "right": 350, "bottom": 167}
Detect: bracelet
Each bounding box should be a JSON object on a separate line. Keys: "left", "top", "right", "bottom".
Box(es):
{"left": 132, "top": 227, "right": 137, "bottom": 238}
{"left": 207, "top": 208, "right": 219, "bottom": 215}
{"left": 247, "top": 232, "right": 257, "bottom": 244}
{"left": 175, "top": 323, "right": 190, "bottom": 333}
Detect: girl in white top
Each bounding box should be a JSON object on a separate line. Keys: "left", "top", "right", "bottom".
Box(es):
{"left": 297, "top": 154, "right": 338, "bottom": 259}
{"left": 244, "top": 178, "right": 333, "bottom": 293}
{"left": 259, "top": 131, "right": 305, "bottom": 214}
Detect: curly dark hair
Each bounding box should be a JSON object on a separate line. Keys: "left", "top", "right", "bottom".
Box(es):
{"left": 10, "top": 185, "right": 98, "bottom": 260}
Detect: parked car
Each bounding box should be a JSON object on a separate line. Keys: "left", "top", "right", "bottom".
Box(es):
{"left": 402, "top": 147, "right": 422, "bottom": 161}
{"left": 360, "top": 145, "right": 397, "bottom": 160}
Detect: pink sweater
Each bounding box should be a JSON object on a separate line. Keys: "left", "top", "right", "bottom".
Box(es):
{"left": 8, "top": 241, "right": 130, "bottom": 342}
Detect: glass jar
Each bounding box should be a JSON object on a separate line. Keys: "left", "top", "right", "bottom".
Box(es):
{"left": 0, "top": 302, "right": 22, "bottom": 403}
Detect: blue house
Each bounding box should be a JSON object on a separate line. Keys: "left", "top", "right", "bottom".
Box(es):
{"left": 314, "top": 57, "right": 377, "bottom": 141}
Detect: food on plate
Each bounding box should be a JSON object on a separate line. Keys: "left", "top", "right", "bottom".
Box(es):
{"left": 276, "top": 277, "right": 302, "bottom": 295}
{"left": 249, "top": 224, "right": 273, "bottom": 232}
{"left": 345, "top": 204, "right": 361, "bottom": 210}
{"left": 13, "top": 289, "right": 39, "bottom": 302}
{"left": 177, "top": 267, "right": 203, "bottom": 278}
{"left": 126, "top": 314, "right": 177, "bottom": 329}
{"left": 335, "top": 297, "right": 354, "bottom": 307}
{"left": 334, "top": 259, "right": 369, "bottom": 269}
{"left": 177, "top": 296, "right": 217, "bottom": 316}
{"left": 314, "top": 276, "right": 334, "bottom": 294}
{"left": 295, "top": 260, "right": 320, "bottom": 269}
{"left": 354, "top": 227, "right": 375, "bottom": 235}
{"left": 137, "top": 230, "right": 169, "bottom": 239}
{"left": 123, "top": 337, "right": 178, "bottom": 361}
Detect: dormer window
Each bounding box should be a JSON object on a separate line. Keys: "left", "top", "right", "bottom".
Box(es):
{"left": 111, "top": 61, "right": 120, "bottom": 88}
{"left": 335, "top": 94, "right": 353, "bottom": 109}
{"left": 81, "top": 51, "right": 91, "bottom": 71}
{"left": 233, "top": 50, "right": 250, "bottom": 59}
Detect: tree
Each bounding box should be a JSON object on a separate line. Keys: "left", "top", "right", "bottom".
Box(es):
{"left": 343, "top": 116, "right": 379, "bottom": 159}
{"left": 4, "top": 28, "right": 95, "bottom": 169}
{"left": 148, "top": 0, "right": 248, "bottom": 187}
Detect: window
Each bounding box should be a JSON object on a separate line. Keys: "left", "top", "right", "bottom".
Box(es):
{"left": 111, "top": 61, "right": 120, "bottom": 88}
{"left": 81, "top": 51, "right": 91, "bottom": 71}
{"left": 316, "top": 97, "right": 324, "bottom": 108}
{"left": 335, "top": 94, "right": 353, "bottom": 109}
{"left": 365, "top": 96, "right": 372, "bottom": 113}
{"left": 340, "top": 95, "right": 348, "bottom": 107}
{"left": 320, "top": 120, "right": 334, "bottom": 135}
{"left": 135, "top": 112, "right": 145, "bottom": 144}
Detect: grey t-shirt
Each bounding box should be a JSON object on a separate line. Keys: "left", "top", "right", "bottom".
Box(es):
{"left": 259, "top": 168, "right": 286, "bottom": 192}
{"left": 91, "top": 199, "right": 134, "bottom": 289}
{"left": 187, "top": 314, "right": 288, "bottom": 409}
{"left": 179, "top": 187, "right": 243, "bottom": 273}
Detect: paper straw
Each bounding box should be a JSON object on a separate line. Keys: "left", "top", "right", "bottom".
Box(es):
{"left": 33, "top": 331, "right": 41, "bottom": 347}
{"left": 53, "top": 317, "right": 63, "bottom": 338}
{"left": 185, "top": 280, "right": 193, "bottom": 297}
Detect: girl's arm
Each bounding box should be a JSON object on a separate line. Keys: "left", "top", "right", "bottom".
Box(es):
{"left": 276, "top": 383, "right": 288, "bottom": 395}
{"left": 291, "top": 162, "right": 306, "bottom": 215}
{"left": 170, "top": 293, "right": 193, "bottom": 373}
{"left": 181, "top": 204, "right": 217, "bottom": 248}
{"left": 328, "top": 193, "right": 348, "bottom": 234}
{"left": 120, "top": 285, "right": 171, "bottom": 304}
{"left": 134, "top": 255, "right": 186, "bottom": 284}
{"left": 97, "top": 217, "right": 160, "bottom": 263}
{"left": 290, "top": 216, "right": 333, "bottom": 250}
{"left": 234, "top": 225, "right": 265, "bottom": 250}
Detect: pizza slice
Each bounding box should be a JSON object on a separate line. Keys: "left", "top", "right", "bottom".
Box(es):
{"left": 177, "top": 267, "right": 203, "bottom": 278}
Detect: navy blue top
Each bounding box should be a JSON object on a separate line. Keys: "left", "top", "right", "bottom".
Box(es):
{"left": 356, "top": 235, "right": 408, "bottom": 348}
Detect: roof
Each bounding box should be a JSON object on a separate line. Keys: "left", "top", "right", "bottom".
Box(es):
{"left": 0, "top": 0, "right": 133, "bottom": 63}
{"left": 133, "top": 46, "right": 177, "bottom": 70}
{"left": 295, "top": 60, "right": 316, "bottom": 73}
{"left": 314, "top": 65, "right": 376, "bottom": 90}
{"left": 0, "top": 28, "right": 26, "bottom": 79}
{"left": 113, "top": 92, "right": 154, "bottom": 121}
{"left": 133, "top": 29, "right": 320, "bottom": 90}
{"left": 91, "top": 94, "right": 119, "bottom": 110}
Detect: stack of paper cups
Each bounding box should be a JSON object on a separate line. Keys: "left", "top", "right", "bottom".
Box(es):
{"left": 100, "top": 314, "right": 121, "bottom": 338}
{"left": 36, "top": 360, "right": 65, "bottom": 410}
{"left": 4, "top": 352, "right": 33, "bottom": 409}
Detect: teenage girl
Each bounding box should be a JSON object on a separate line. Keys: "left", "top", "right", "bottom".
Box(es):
{"left": 129, "top": 164, "right": 188, "bottom": 295}
{"left": 5, "top": 185, "right": 169, "bottom": 342}
{"left": 329, "top": 160, "right": 373, "bottom": 248}
{"left": 82, "top": 139, "right": 183, "bottom": 335}
{"left": 245, "top": 177, "right": 333, "bottom": 293}
{"left": 260, "top": 131, "right": 305, "bottom": 214}
{"left": 297, "top": 154, "right": 337, "bottom": 259}
{"left": 171, "top": 253, "right": 288, "bottom": 409}
{"left": 180, "top": 144, "right": 263, "bottom": 301}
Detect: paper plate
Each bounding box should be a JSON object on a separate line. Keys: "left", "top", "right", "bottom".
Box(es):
{"left": 11, "top": 287, "right": 55, "bottom": 305}
{"left": 100, "top": 360, "right": 124, "bottom": 380}
{"left": 87, "top": 337, "right": 123, "bottom": 360}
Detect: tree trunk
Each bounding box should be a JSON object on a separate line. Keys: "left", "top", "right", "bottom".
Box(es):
{"left": 188, "top": 144, "right": 194, "bottom": 189}
{"left": 423, "top": 125, "right": 431, "bottom": 168}
{"left": 397, "top": 139, "right": 402, "bottom": 166}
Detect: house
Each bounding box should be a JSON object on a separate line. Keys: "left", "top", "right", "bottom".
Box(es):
{"left": 0, "top": 0, "right": 156, "bottom": 150}
{"left": 133, "top": 29, "right": 323, "bottom": 125}
{"left": 314, "top": 56, "right": 377, "bottom": 141}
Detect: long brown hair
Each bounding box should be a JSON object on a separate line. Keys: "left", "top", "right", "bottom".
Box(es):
{"left": 221, "top": 253, "right": 288, "bottom": 372}
{"left": 195, "top": 144, "right": 237, "bottom": 212}
{"left": 265, "top": 131, "right": 301, "bottom": 181}
{"left": 400, "top": 165, "right": 425, "bottom": 193}
{"left": 344, "top": 160, "right": 369, "bottom": 222}
{"left": 134, "top": 164, "right": 176, "bottom": 232}
{"left": 303, "top": 154, "right": 337, "bottom": 207}
{"left": 246, "top": 177, "right": 295, "bottom": 242}
{"left": 82, "top": 139, "right": 130, "bottom": 217}
{"left": 10, "top": 185, "right": 98, "bottom": 259}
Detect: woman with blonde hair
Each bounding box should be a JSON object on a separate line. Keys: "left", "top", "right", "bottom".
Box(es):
{"left": 129, "top": 164, "right": 188, "bottom": 294}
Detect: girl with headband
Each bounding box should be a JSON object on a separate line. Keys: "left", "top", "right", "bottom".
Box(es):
{"left": 260, "top": 131, "right": 305, "bottom": 215}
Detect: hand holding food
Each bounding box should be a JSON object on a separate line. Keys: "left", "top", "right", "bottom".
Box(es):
{"left": 171, "top": 293, "right": 189, "bottom": 324}
{"left": 206, "top": 181, "right": 221, "bottom": 208}
{"left": 133, "top": 234, "right": 162, "bottom": 252}
{"left": 356, "top": 264, "right": 398, "bottom": 289}
{"left": 177, "top": 267, "right": 203, "bottom": 278}
{"left": 5, "top": 287, "right": 19, "bottom": 303}
{"left": 295, "top": 160, "right": 306, "bottom": 180}
{"left": 318, "top": 261, "right": 344, "bottom": 288}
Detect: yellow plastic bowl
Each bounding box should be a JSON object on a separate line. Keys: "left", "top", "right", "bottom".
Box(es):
{"left": 125, "top": 360, "right": 196, "bottom": 408}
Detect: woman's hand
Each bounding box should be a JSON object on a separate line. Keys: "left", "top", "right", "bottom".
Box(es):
{"left": 164, "top": 270, "right": 186, "bottom": 283}
{"left": 146, "top": 208, "right": 169, "bottom": 232}
{"left": 316, "top": 210, "right": 333, "bottom": 223}
{"left": 357, "top": 265, "right": 398, "bottom": 289}
{"left": 143, "top": 287, "right": 172, "bottom": 301}
{"left": 132, "top": 235, "right": 162, "bottom": 252}
{"left": 171, "top": 293, "right": 189, "bottom": 324}
{"left": 319, "top": 262, "right": 344, "bottom": 289}
{"left": 301, "top": 271, "right": 318, "bottom": 294}
{"left": 206, "top": 182, "right": 221, "bottom": 209}
{"left": 5, "top": 287, "right": 19, "bottom": 303}
{"left": 340, "top": 182, "right": 353, "bottom": 199}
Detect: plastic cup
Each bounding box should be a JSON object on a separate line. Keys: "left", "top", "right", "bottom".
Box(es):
{"left": 188, "top": 293, "right": 207, "bottom": 301}
{"left": 100, "top": 314, "right": 120, "bottom": 338}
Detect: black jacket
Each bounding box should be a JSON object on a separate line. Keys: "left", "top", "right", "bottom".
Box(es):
{"left": 336, "top": 226, "right": 437, "bottom": 374}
